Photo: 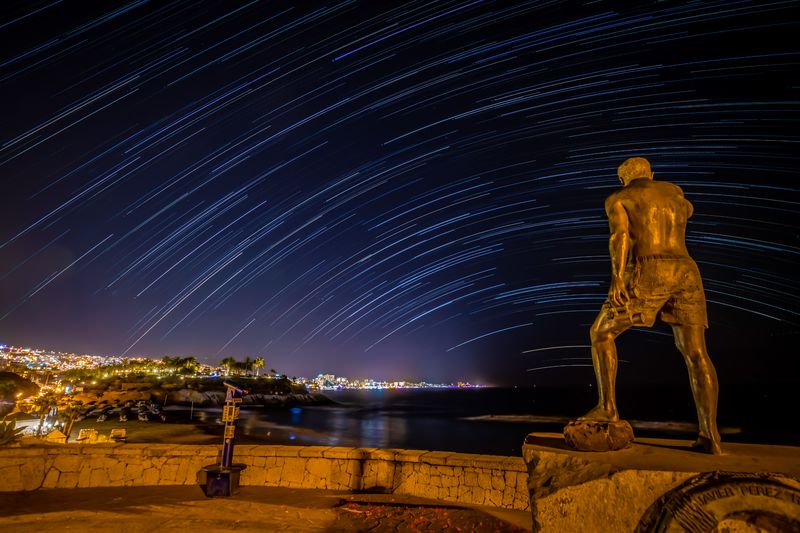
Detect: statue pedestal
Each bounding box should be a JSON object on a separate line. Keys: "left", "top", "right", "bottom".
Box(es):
{"left": 522, "top": 433, "right": 800, "bottom": 532}
{"left": 563, "top": 420, "right": 634, "bottom": 451}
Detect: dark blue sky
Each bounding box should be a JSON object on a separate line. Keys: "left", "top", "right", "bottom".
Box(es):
{"left": 1, "top": 1, "right": 798, "bottom": 385}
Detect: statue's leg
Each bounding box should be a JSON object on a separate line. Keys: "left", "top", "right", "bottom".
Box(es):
{"left": 579, "top": 310, "right": 631, "bottom": 421}
{"left": 672, "top": 324, "right": 722, "bottom": 455}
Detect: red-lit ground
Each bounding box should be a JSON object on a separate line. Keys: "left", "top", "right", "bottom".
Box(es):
{"left": 0, "top": 485, "right": 531, "bottom": 532}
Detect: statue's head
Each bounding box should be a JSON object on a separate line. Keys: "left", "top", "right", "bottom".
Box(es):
{"left": 617, "top": 157, "right": 653, "bottom": 185}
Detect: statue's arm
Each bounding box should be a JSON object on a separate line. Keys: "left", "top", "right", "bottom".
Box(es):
{"left": 672, "top": 183, "right": 694, "bottom": 218}
{"left": 606, "top": 196, "right": 630, "bottom": 307}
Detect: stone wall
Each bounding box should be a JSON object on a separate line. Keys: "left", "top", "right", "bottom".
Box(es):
{"left": 0, "top": 444, "right": 530, "bottom": 511}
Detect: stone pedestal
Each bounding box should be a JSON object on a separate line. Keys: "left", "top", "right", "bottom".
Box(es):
{"left": 563, "top": 420, "right": 634, "bottom": 451}
{"left": 522, "top": 433, "right": 800, "bottom": 532}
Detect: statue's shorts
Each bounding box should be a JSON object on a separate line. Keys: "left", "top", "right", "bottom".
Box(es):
{"left": 602, "top": 255, "right": 708, "bottom": 328}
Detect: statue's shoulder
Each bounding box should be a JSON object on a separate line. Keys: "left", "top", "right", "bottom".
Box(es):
{"left": 604, "top": 187, "right": 627, "bottom": 211}
{"left": 658, "top": 180, "right": 685, "bottom": 197}
{"left": 605, "top": 186, "right": 628, "bottom": 201}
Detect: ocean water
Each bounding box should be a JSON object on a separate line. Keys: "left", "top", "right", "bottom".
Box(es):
{"left": 188, "top": 384, "right": 797, "bottom": 456}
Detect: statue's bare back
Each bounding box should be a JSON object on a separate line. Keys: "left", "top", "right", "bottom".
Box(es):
{"left": 608, "top": 179, "right": 691, "bottom": 258}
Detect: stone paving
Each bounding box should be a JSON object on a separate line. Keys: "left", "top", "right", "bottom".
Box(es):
{"left": 0, "top": 485, "right": 532, "bottom": 532}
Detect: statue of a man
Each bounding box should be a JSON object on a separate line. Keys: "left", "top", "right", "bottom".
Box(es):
{"left": 581, "top": 157, "right": 722, "bottom": 455}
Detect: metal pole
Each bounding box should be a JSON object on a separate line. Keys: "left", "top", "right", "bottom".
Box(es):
{"left": 220, "top": 381, "right": 245, "bottom": 468}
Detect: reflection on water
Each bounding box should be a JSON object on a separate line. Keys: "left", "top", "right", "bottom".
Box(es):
{"left": 211, "top": 388, "right": 538, "bottom": 455}
{"left": 180, "top": 385, "right": 796, "bottom": 455}
{"left": 261, "top": 405, "right": 409, "bottom": 449}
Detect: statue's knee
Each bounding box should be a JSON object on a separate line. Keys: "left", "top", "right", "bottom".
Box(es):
{"left": 590, "top": 326, "right": 613, "bottom": 344}
{"left": 684, "top": 348, "right": 708, "bottom": 368}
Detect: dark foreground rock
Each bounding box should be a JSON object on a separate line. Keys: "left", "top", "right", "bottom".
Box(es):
{"left": 168, "top": 389, "right": 333, "bottom": 407}
{"left": 67, "top": 381, "right": 333, "bottom": 409}
{"left": 563, "top": 419, "right": 634, "bottom": 452}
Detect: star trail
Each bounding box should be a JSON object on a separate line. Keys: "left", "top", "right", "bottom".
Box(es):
{"left": 1, "top": 0, "right": 798, "bottom": 385}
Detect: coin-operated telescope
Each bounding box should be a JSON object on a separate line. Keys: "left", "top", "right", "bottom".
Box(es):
{"left": 199, "top": 380, "right": 249, "bottom": 497}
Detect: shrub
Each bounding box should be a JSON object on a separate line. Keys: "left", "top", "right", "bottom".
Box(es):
{"left": 0, "top": 416, "right": 24, "bottom": 445}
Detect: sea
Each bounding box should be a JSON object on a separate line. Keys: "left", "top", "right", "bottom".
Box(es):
{"left": 186, "top": 384, "right": 797, "bottom": 456}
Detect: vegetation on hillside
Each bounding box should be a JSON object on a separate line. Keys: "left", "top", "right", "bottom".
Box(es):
{"left": 0, "top": 372, "right": 39, "bottom": 401}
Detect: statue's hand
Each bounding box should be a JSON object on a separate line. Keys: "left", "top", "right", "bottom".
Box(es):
{"left": 609, "top": 278, "right": 629, "bottom": 307}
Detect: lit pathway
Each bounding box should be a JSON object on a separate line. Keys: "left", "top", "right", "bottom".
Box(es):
{"left": 0, "top": 485, "right": 531, "bottom": 532}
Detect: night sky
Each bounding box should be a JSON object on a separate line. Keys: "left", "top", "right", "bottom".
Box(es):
{"left": 1, "top": 1, "right": 798, "bottom": 385}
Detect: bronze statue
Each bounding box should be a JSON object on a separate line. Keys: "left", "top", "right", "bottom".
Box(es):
{"left": 580, "top": 157, "right": 722, "bottom": 455}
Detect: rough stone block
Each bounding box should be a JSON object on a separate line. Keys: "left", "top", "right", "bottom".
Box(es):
{"left": 142, "top": 467, "right": 159, "bottom": 485}
{"left": 123, "top": 463, "right": 142, "bottom": 483}
{"left": 106, "top": 461, "right": 125, "bottom": 485}
{"left": 175, "top": 460, "right": 189, "bottom": 484}
{"left": 563, "top": 420, "right": 634, "bottom": 452}
{"left": 274, "top": 446, "right": 301, "bottom": 458}
{"left": 492, "top": 473, "right": 505, "bottom": 491}
{"left": 245, "top": 465, "right": 266, "bottom": 485}
{"left": 369, "top": 449, "right": 397, "bottom": 462}
{"left": 159, "top": 462, "right": 179, "bottom": 483}
{"left": 306, "top": 458, "right": 329, "bottom": 480}
{"left": 56, "top": 472, "right": 79, "bottom": 489}
{"left": 395, "top": 450, "right": 426, "bottom": 463}
{"left": 502, "top": 488, "right": 514, "bottom": 508}
{"left": 0, "top": 466, "right": 23, "bottom": 491}
{"left": 298, "top": 446, "right": 330, "bottom": 458}
{"left": 78, "top": 464, "right": 93, "bottom": 487}
{"left": 446, "top": 453, "right": 478, "bottom": 468}
{"left": 502, "top": 457, "right": 527, "bottom": 472}
{"left": 53, "top": 454, "right": 82, "bottom": 473}
{"left": 265, "top": 465, "right": 283, "bottom": 485}
{"left": 464, "top": 471, "right": 478, "bottom": 486}
{"left": 20, "top": 458, "right": 45, "bottom": 491}
{"left": 251, "top": 445, "right": 278, "bottom": 457}
{"left": 434, "top": 465, "right": 454, "bottom": 477}
{"left": 322, "top": 447, "right": 356, "bottom": 460}
{"left": 363, "top": 473, "right": 377, "bottom": 489}
{"left": 420, "top": 451, "right": 452, "bottom": 465}
{"left": 41, "top": 469, "right": 59, "bottom": 489}
{"left": 90, "top": 468, "right": 110, "bottom": 486}
{"left": 281, "top": 458, "right": 305, "bottom": 484}
{"left": 486, "top": 489, "right": 501, "bottom": 507}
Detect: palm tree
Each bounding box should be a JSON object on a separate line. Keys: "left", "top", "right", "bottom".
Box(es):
{"left": 181, "top": 357, "right": 199, "bottom": 374}
{"left": 243, "top": 357, "right": 252, "bottom": 377}
{"left": 31, "top": 392, "right": 58, "bottom": 436}
{"left": 219, "top": 357, "right": 236, "bottom": 376}
{"left": 253, "top": 357, "right": 265, "bottom": 377}
{"left": 59, "top": 399, "right": 86, "bottom": 443}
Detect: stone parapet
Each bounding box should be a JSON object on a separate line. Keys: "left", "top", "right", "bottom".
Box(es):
{"left": 0, "top": 443, "right": 529, "bottom": 511}
{"left": 523, "top": 433, "right": 800, "bottom": 532}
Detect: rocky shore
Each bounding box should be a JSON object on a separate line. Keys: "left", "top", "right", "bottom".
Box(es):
{"left": 167, "top": 389, "right": 332, "bottom": 407}
{"left": 63, "top": 375, "right": 333, "bottom": 411}
{"left": 69, "top": 387, "right": 332, "bottom": 409}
